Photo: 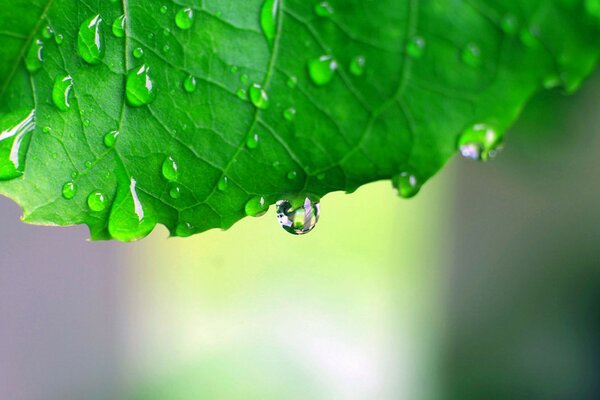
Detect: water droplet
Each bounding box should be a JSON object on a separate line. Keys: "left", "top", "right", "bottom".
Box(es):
{"left": 147, "top": 32, "right": 155, "bottom": 40}
{"left": 308, "top": 55, "right": 337, "bottom": 86}
{"left": 62, "top": 181, "right": 77, "bottom": 200}
{"left": 104, "top": 130, "right": 120, "bottom": 148}
{"left": 245, "top": 196, "right": 269, "bottom": 217}
{"left": 160, "top": 5, "right": 168, "bottom": 14}
{"left": 240, "top": 74, "right": 249, "bottom": 84}
{"left": 315, "top": 1, "right": 334, "bottom": 17}
{"left": 42, "top": 126, "right": 51, "bottom": 134}
{"left": 83, "top": 119, "right": 91, "bottom": 127}
{"left": 41, "top": 25, "right": 54, "bottom": 39}
{"left": 112, "top": 15, "right": 126, "bottom": 38}
{"left": 168, "top": 182, "right": 181, "bottom": 199}
{"left": 25, "top": 39, "right": 44, "bottom": 73}
{"left": 87, "top": 191, "right": 107, "bottom": 211}
{"left": 108, "top": 177, "right": 156, "bottom": 241}
{"left": 175, "top": 7, "right": 194, "bottom": 30}
{"left": 462, "top": 43, "right": 482, "bottom": 67}
{"left": 162, "top": 156, "right": 179, "bottom": 181}
{"left": 78, "top": 15, "right": 104, "bottom": 65}
{"left": 392, "top": 171, "right": 422, "bottom": 199}
{"left": 218, "top": 175, "right": 229, "bottom": 191}
{"left": 0, "top": 109, "right": 35, "bottom": 180}
{"left": 52, "top": 75, "right": 74, "bottom": 112}
{"left": 163, "top": 28, "right": 171, "bottom": 37}
{"left": 406, "top": 36, "right": 426, "bottom": 59}
{"left": 287, "top": 170, "right": 298, "bottom": 180}
{"left": 458, "top": 123, "right": 503, "bottom": 162}
{"left": 283, "top": 107, "right": 296, "bottom": 121}
{"left": 236, "top": 89, "right": 248, "bottom": 100}
{"left": 249, "top": 83, "right": 270, "bottom": 109}
{"left": 133, "top": 47, "right": 144, "bottom": 58}
{"left": 350, "top": 55, "right": 366, "bottom": 76}
{"left": 260, "top": 0, "right": 280, "bottom": 47}
{"left": 183, "top": 75, "right": 197, "bottom": 93}
{"left": 71, "top": 171, "right": 79, "bottom": 179}
{"left": 85, "top": 160, "right": 93, "bottom": 168}
{"left": 126, "top": 65, "right": 156, "bottom": 107}
{"left": 230, "top": 65, "right": 239, "bottom": 74}
{"left": 175, "top": 221, "right": 194, "bottom": 237}
{"left": 276, "top": 196, "right": 320, "bottom": 235}
{"left": 287, "top": 76, "right": 298, "bottom": 89}
{"left": 501, "top": 14, "right": 519, "bottom": 36}
{"left": 54, "top": 34, "right": 64, "bottom": 45}
{"left": 246, "top": 132, "right": 260, "bottom": 149}
{"left": 162, "top": 44, "right": 171, "bottom": 54}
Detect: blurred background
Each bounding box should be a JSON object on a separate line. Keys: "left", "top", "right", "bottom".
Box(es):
{"left": 1, "top": 71, "right": 599, "bottom": 399}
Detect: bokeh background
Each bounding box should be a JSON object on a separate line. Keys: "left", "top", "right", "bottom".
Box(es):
{"left": 1, "top": 70, "right": 599, "bottom": 399}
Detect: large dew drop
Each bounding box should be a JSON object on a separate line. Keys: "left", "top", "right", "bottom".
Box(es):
{"left": 112, "top": 15, "right": 126, "bottom": 38}
{"left": 175, "top": 7, "right": 194, "bottom": 30}
{"left": 308, "top": 55, "right": 337, "bottom": 86}
{"left": 249, "top": 83, "right": 270, "bottom": 109}
{"left": 458, "top": 124, "right": 503, "bottom": 162}
{"left": 25, "top": 39, "right": 44, "bottom": 73}
{"left": 0, "top": 110, "right": 35, "bottom": 180}
{"left": 62, "top": 182, "right": 77, "bottom": 200}
{"left": 276, "top": 196, "right": 320, "bottom": 235}
{"left": 260, "top": 0, "right": 280, "bottom": 47}
{"left": 78, "top": 15, "right": 104, "bottom": 65}
{"left": 162, "top": 156, "right": 179, "bottom": 181}
{"left": 87, "top": 190, "right": 107, "bottom": 211}
{"left": 52, "top": 75, "right": 74, "bottom": 112}
{"left": 108, "top": 177, "right": 156, "bottom": 241}
{"left": 126, "top": 65, "right": 156, "bottom": 107}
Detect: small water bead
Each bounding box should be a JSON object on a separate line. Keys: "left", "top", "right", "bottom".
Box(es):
{"left": 260, "top": 0, "right": 280, "bottom": 47}
{"left": 246, "top": 132, "right": 260, "bottom": 149}
{"left": 458, "top": 123, "right": 503, "bottom": 162}
{"left": 85, "top": 160, "right": 93, "bottom": 168}
{"left": 160, "top": 5, "right": 168, "bottom": 14}
{"left": 240, "top": 74, "right": 249, "bottom": 84}
{"left": 315, "top": 1, "right": 335, "bottom": 17}
{"left": 41, "top": 25, "right": 54, "bottom": 39}
{"left": 275, "top": 196, "right": 320, "bottom": 235}
{"left": 350, "top": 55, "right": 366, "bottom": 76}
{"left": 462, "top": 43, "right": 482, "bottom": 67}
{"left": 51, "top": 75, "right": 74, "bottom": 112}
{"left": 283, "top": 107, "right": 296, "bottom": 121}
{"left": 0, "top": 109, "right": 35, "bottom": 180}
{"left": 175, "top": 7, "right": 194, "bottom": 30}
{"left": 249, "top": 83, "right": 270, "bottom": 109}
{"left": 126, "top": 65, "right": 156, "bottom": 107}
{"left": 42, "top": 126, "right": 51, "bottom": 134}
{"left": 168, "top": 182, "right": 181, "bottom": 199}
{"left": 162, "top": 156, "right": 179, "bottom": 181}
{"left": 133, "top": 47, "right": 144, "bottom": 58}
{"left": 230, "top": 65, "right": 239, "bottom": 74}
{"left": 62, "top": 181, "right": 77, "bottom": 200}
{"left": 406, "top": 36, "right": 426, "bottom": 59}
{"left": 218, "top": 176, "right": 229, "bottom": 191}
{"left": 287, "top": 76, "right": 298, "bottom": 89}
{"left": 162, "top": 44, "right": 171, "bottom": 54}
{"left": 245, "top": 196, "right": 269, "bottom": 217}
{"left": 83, "top": 119, "right": 91, "bottom": 127}
{"left": 25, "top": 39, "right": 44, "bottom": 73}
{"left": 54, "top": 33, "right": 64, "bottom": 45}
{"left": 104, "top": 130, "right": 120, "bottom": 148}
{"left": 287, "top": 170, "right": 298, "bottom": 180}
{"left": 501, "top": 14, "right": 519, "bottom": 36}
{"left": 308, "top": 55, "right": 337, "bottom": 86}
{"left": 112, "top": 15, "right": 126, "bottom": 38}
{"left": 163, "top": 28, "right": 171, "bottom": 37}
{"left": 183, "top": 75, "right": 197, "bottom": 93}
{"left": 236, "top": 89, "right": 248, "bottom": 100}
{"left": 392, "top": 171, "right": 422, "bottom": 199}
{"left": 71, "top": 171, "right": 79, "bottom": 179}
{"left": 78, "top": 15, "right": 104, "bottom": 65}
{"left": 87, "top": 191, "right": 107, "bottom": 211}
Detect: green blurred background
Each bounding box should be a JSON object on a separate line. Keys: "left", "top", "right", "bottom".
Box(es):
{"left": 1, "top": 71, "right": 599, "bottom": 400}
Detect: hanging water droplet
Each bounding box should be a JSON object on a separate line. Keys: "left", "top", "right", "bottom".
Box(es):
{"left": 112, "top": 15, "right": 126, "bottom": 38}
{"left": 126, "top": 65, "right": 156, "bottom": 107}
{"left": 62, "top": 181, "right": 77, "bottom": 200}
{"left": 315, "top": 1, "right": 334, "bottom": 17}
{"left": 168, "top": 182, "right": 181, "bottom": 199}
{"left": 41, "top": 25, "right": 54, "bottom": 39}
{"left": 308, "top": 55, "right": 337, "bottom": 86}
{"left": 78, "top": 15, "right": 104, "bottom": 65}
{"left": 287, "top": 75, "right": 298, "bottom": 89}
{"left": 175, "top": 7, "right": 194, "bottom": 30}
{"left": 175, "top": 221, "right": 194, "bottom": 237}
{"left": 276, "top": 196, "right": 320, "bottom": 235}
{"left": 218, "top": 175, "right": 229, "bottom": 191}
{"left": 406, "top": 36, "right": 426, "bottom": 59}
{"left": 87, "top": 190, "right": 107, "bottom": 211}
{"left": 458, "top": 123, "right": 503, "bottom": 162}
{"left": 350, "top": 55, "right": 366, "bottom": 76}
{"left": 25, "top": 39, "right": 44, "bottom": 73}
{"left": 462, "top": 43, "right": 482, "bottom": 67}
{"left": 133, "top": 47, "right": 144, "bottom": 58}
{"left": 283, "top": 107, "right": 296, "bottom": 121}
{"left": 161, "top": 156, "right": 179, "bottom": 181}
{"left": 249, "top": 83, "right": 270, "bottom": 109}
{"left": 501, "top": 14, "right": 519, "bottom": 36}
{"left": 54, "top": 33, "right": 64, "bottom": 45}
{"left": 183, "top": 75, "right": 197, "bottom": 93}
{"left": 108, "top": 177, "right": 156, "bottom": 241}
{"left": 104, "top": 130, "right": 120, "bottom": 148}
{"left": 392, "top": 171, "right": 422, "bottom": 199}
{"left": 245, "top": 196, "right": 269, "bottom": 217}
{"left": 0, "top": 109, "right": 35, "bottom": 180}
{"left": 260, "top": 0, "right": 280, "bottom": 47}
{"left": 246, "top": 132, "right": 260, "bottom": 149}
{"left": 51, "top": 75, "right": 74, "bottom": 112}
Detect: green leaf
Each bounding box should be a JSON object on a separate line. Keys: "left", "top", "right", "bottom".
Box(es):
{"left": 0, "top": 0, "right": 599, "bottom": 241}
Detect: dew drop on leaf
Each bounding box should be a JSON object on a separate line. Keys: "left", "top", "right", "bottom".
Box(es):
{"left": 103, "top": 130, "right": 120, "bottom": 148}
{"left": 246, "top": 132, "right": 260, "bottom": 149}
{"left": 406, "top": 36, "right": 426, "bottom": 59}
{"left": 315, "top": 1, "right": 335, "bottom": 17}
{"left": 236, "top": 89, "right": 248, "bottom": 101}
{"left": 175, "top": 7, "right": 194, "bottom": 30}
{"left": 287, "top": 170, "right": 298, "bottom": 180}
{"left": 25, "top": 39, "right": 44, "bottom": 73}
{"left": 245, "top": 196, "right": 269, "bottom": 217}
{"left": 350, "top": 55, "right": 366, "bottom": 76}
{"left": 41, "top": 25, "right": 54, "bottom": 39}
{"left": 51, "top": 75, "right": 74, "bottom": 112}
{"left": 462, "top": 43, "right": 482, "bottom": 67}
{"left": 160, "top": 5, "right": 168, "bottom": 14}
{"left": 240, "top": 74, "right": 249, "bottom": 84}
{"left": 183, "top": 75, "right": 197, "bottom": 93}
{"left": 283, "top": 107, "right": 296, "bottom": 121}
{"left": 276, "top": 196, "right": 320, "bottom": 235}
{"left": 249, "top": 83, "right": 270, "bottom": 109}
{"left": 108, "top": 178, "right": 156, "bottom": 241}
{"left": 168, "top": 182, "right": 181, "bottom": 199}
{"left": 162, "top": 156, "right": 179, "bottom": 181}
{"left": 260, "top": 0, "right": 280, "bottom": 47}
{"left": 54, "top": 33, "right": 64, "bottom": 45}
{"left": 218, "top": 176, "right": 229, "bottom": 191}
{"left": 77, "top": 15, "right": 104, "bottom": 65}
{"left": 458, "top": 124, "right": 503, "bottom": 162}
{"left": 126, "top": 65, "right": 156, "bottom": 107}
{"left": 0, "top": 110, "right": 35, "bottom": 181}
{"left": 287, "top": 76, "right": 298, "bottom": 89}
{"left": 112, "top": 15, "right": 126, "bottom": 38}
{"left": 392, "top": 171, "right": 422, "bottom": 199}
{"left": 87, "top": 191, "right": 107, "bottom": 211}
{"left": 308, "top": 55, "right": 337, "bottom": 86}
{"left": 133, "top": 47, "right": 144, "bottom": 59}
{"left": 62, "top": 181, "right": 77, "bottom": 200}
{"left": 175, "top": 221, "right": 194, "bottom": 237}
